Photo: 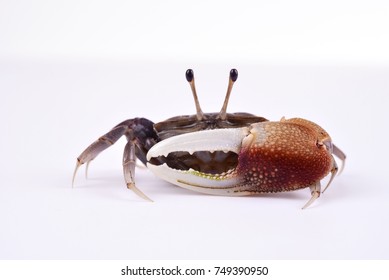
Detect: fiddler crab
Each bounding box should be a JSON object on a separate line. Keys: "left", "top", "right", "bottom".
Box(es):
{"left": 73, "top": 69, "right": 346, "bottom": 209}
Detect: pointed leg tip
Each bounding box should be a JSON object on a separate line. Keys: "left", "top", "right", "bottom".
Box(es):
{"left": 302, "top": 183, "right": 321, "bottom": 209}
{"left": 85, "top": 161, "right": 91, "bottom": 179}
{"left": 127, "top": 183, "right": 153, "bottom": 202}
{"left": 302, "top": 193, "right": 320, "bottom": 209}
{"left": 301, "top": 198, "right": 315, "bottom": 210}
{"left": 301, "top": 199, "right": 313, "bottom": 209}
{"left": 72, "top": 160, "right": 82, "bottom": 188}
{"left": 338, "top": 162, "right": 346, "bottom": 176}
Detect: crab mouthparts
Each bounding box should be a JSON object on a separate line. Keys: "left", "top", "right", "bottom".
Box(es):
{"left": 149, "top": 150, "right": 239, "bottom": 175}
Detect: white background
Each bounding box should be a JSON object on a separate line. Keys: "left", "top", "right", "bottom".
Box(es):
{"left": 1, "top": 0, "right": 389, "bottom": 260}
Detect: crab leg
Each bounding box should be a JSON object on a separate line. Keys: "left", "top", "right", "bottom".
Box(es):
{"left": 123, "top": 141, "right": 153, "bottom": 201}
{"left": 332, "top": 144, "right": 346, "bottom": 174}
{"left": 73, "top": 118, "right": 158, "bottom": 200}
{"left": 72, "top": 125, "right": 128, "bottom": 186}
{"left": 302, "top": 182, "right": 321, "bottom": 209}
{"left": 322, "top": 156, "right": 338, "bottom": 193}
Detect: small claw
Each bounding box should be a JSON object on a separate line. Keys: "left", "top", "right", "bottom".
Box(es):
{"left": 72, "top": 160, "right": 82, "bottom": 188}
{"left": 127, "top": 183, "right": 153, "bottom": 202}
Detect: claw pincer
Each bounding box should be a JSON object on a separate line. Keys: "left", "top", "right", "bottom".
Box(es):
{"left": 147, "top": 118, "right": 344, "bottom": 208}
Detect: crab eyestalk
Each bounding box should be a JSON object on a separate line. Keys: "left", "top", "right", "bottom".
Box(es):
{"left": 218, "top": 69, "right": 238, "bottom": 120}
{"left": 186, "top": 69, "right": 205, "bottom": 121}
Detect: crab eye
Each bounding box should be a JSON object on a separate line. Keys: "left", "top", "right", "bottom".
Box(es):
{"left": 230, "top": 69, "right": 238, "bottom": 82}
{"left": 186, "top": 69, "right": 194, "bottom": 82}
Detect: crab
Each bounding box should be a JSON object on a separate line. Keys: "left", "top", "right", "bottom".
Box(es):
{"left": 73, "top": 69, "right": 346, "bottom": 208}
